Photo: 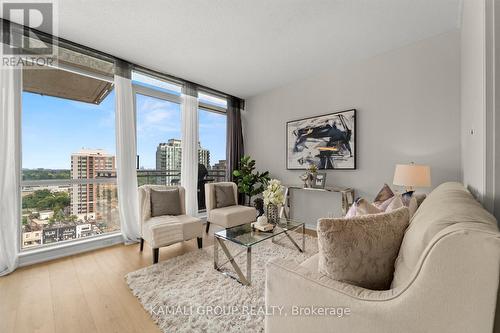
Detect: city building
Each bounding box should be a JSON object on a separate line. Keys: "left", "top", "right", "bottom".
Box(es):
{"left": 156, "top": 139, "right": 182, "bottom": 172}
{"left": 198, "top": 145, "right": 210, "bottom": 169}
{"left": 76, "top": 223, "right": 93, "bottom": 238}
{"left": 22, "top": 230, "right": 42, "bottom": 248}
{"left": 39, "top": 210, "right": 54, "bottom": 220}
{"left": 156, "top": 139, "right": 210, "bottom": 184}
{"left": 70, "top": 149, "right": 116, "bottom": 216}
{"left": 212, "top": 160, "right": 226, "bottom": 170}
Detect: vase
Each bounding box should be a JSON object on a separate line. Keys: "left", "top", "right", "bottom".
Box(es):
{"left": 307, "top": 172, "right": 316, "bottom": 188}
{"left": 266, "top": 203, "right": 279, "bottom": 224}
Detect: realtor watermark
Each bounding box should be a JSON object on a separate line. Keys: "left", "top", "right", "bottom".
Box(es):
{"left": 149, "top": 305, "right": 351, "bottom": 318}
{"left": 1, "top": 0, "right": 58, "bottom": 67}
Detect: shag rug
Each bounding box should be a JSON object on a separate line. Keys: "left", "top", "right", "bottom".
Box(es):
{"left": 126, "top": 234, "right": 318, "bottom": 333}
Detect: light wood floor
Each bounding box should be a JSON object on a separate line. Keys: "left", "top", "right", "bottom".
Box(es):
{"left": 0, "top": 227, "right": 316, "bottom": 333}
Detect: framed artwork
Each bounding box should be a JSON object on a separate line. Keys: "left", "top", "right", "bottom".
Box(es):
{"left": 312, "top": 172, "right": 327, "bottom": 189}
{"left": 286, "top": 109, "right": 356, "bottom": 170}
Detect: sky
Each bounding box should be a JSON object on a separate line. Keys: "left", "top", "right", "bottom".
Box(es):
{"left": 22, "top": 90, "right": 227, "bottom": 170}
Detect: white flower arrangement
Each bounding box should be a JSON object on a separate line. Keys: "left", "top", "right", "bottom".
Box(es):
{"left": 263, "top": 179, "right": 284, "bottom": 206}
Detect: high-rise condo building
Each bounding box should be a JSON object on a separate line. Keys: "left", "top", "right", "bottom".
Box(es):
{"left": 70, "top": 148, "right": 116, "bottom": 216}
{"left": 156, "top": 139, "right": 210, "bottom": 185}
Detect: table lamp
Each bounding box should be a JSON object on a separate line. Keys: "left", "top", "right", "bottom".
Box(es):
{"left": 393, "top": 163, "right": 431, "bottom": 194}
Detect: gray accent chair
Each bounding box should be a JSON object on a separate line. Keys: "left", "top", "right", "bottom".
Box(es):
{"left": 138, "top": 185, "right": 203, "bottom": 264}
{"left": 204, "top": 182, "right": 256, "bottom": 233}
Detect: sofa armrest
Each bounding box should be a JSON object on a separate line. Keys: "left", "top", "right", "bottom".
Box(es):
{"left": 265, "top": 229, "right": 500, "bottom": 333}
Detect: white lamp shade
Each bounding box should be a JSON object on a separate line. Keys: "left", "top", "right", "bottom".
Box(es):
{"left": 393, "top": 164, "right": 431, "bottom": 188}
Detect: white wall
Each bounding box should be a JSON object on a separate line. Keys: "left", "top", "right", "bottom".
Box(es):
{"left": 460, "top": 0, "right": 498, "bottom": 219}
{"left": 243, "top": 31, "right": 461, "bottom": 228}
{"left": 495, "top": 0, "right": 500, "bottom": 220}
{"left": 460, "top": 0, "right": 488, "bottom": 204}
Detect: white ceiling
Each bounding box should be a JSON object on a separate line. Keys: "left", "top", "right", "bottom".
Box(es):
{"left": 5, "top": 0, "right": 461, "bottom": 98}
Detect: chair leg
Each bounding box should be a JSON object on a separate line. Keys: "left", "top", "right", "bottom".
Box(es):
{"left": 153, "top": 248, "right": 159, "bottom": 264}
{"left": 197, "top": 237, "right": 203, "bottom": 249}
{"left": 205, "top": 222, "right": 210, "bottom": 234}
{"left": 140, "top": 238, "right": 144, "bottom": 252}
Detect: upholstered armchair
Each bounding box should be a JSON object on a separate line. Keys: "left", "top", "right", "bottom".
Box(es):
{"left": 204, "top": 182, "right": 256, "bottom": 233}
{"left": 138, "top": 185, "right": 203, "bottom": 264}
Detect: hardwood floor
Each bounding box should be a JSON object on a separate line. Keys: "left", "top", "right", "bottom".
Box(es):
{"left": 0, "top": 227, "right": 316, "bottom": 333}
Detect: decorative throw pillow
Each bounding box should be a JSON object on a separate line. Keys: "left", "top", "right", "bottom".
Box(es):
{"left": 356, "top": 198, "right": 382, "bottom": 215}
{"left": 318, "top": 207, "right": 410, "bottom": 290}
{"left": 389, "top": 193, "right": 419, "bottom": 217}
{"left": 373, "top": 183, "right": 394, "bottom": 209}
{"left": 214, "top": 184, "right": 236, "bottom": 208}
{"left": 345, "top": 198, "right": 382, "bottom": 217}
{"left": 385, "top": 194, "right": 404, "bottom": 212}
{"left": 150, "top": 188, "right": 182, "bottom": 217}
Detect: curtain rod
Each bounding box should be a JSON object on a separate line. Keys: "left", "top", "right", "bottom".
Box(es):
{"left": 1, "top": 19, "right": 244, "bottom": 104}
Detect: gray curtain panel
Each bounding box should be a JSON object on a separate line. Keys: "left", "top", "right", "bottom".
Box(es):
{"left": 226, "top": 97, "right": 245, "bottom": 183}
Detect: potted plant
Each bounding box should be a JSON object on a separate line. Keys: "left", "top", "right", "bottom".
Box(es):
{"left": 232, "top": 155, "right": 270, "bottom": 205}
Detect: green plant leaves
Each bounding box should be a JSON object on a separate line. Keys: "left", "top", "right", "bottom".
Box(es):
{"left": 232, "top": 155, "right": 270, "bottom": 199}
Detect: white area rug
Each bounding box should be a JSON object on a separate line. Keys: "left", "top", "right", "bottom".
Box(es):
{"left": 126, "top": 234, "right": 318, "bottom": 333}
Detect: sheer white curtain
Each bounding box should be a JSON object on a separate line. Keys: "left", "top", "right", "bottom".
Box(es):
{"left": 181, "top": 84, "right": 199, "bottom": 216}
{"left": 115, "top": 74, "right": 141, "bottom": 243}
{"left": 0, "top": 61, "right": 21, "bottom": 276}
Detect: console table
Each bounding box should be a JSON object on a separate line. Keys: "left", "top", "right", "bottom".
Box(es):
{"left": 280, "top": 185, "right": 355, "bottom": 219}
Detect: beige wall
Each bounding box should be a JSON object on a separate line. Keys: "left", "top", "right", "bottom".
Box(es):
{"left": 243, "top": 31, "right": 461, "bottom": 228}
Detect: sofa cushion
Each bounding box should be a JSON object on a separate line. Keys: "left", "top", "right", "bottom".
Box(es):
{"left": 209, "top": 205, "right": 256, "bottom": 228}
{"left": 391, "top": 182, "right": 498, "bottom": 288}
{"left": 142, "top": 214, "right": 202, "bottom": 248}
{"left": 318, "top": 207, "right": 410, "bottom": 290}
{"left": 150, "top": 188, "right": 182, "bottom": 217}
{"left": 214, "top": 184, "right": 237, "bottom": 208}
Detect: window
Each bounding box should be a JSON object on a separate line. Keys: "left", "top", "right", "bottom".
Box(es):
{"left": 135, "top": 93, "right": 182, "bottom": 186}
{"left": 132, "top": 71, "right": 181, "bottom": 96}
{"left": 197, "top": 108, "right": 227, "bottom": 210}
{"left": 197, "top": 92, "right": 227, "bottom": 211}
{"left": 21, "top": 62, "right": 119, "bottom": 250}
{"left": 198, "top": 92, "right": 228, "bottom": 109}
{"left": 132, "top": 71, "right": 228, "bottom": 213}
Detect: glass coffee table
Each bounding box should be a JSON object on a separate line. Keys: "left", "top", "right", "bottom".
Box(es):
{"left": 213, "top": 218, "right": 305, "bottom": 286}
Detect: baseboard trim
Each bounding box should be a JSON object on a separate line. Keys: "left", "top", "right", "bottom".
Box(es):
{"left": 18, "top": 233, "right": 124, "bottom": 267}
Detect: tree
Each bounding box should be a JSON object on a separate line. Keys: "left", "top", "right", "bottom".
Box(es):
{"left": 233, "top": 155, "right": 270, "bottom": 205}
{"left": 22, "top": 189, "right": 70, "bottom": 212}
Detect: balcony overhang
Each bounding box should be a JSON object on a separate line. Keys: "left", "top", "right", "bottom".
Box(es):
{"left": 23, "top": 65, "right": 114, "bottom": 105}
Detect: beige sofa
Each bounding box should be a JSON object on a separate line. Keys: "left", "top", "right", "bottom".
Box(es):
{"left": 265, "top": 182, "right": 500, "bottom": 333}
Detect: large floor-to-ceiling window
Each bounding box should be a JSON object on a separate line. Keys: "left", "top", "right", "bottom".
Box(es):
{"left": 133, "top": 71, "right": 228, "bottom": 212}
{"left": 20, "top": 65, "right": 231, "bottom": 251}
{"left": 21, "top": 58, "right": 119, "bottom": 250}
{"left": 133, "top": 71, "right": 183, "bottom": 187}
{"left": 197, "top": 92, "right": 227, "bottom": 210}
